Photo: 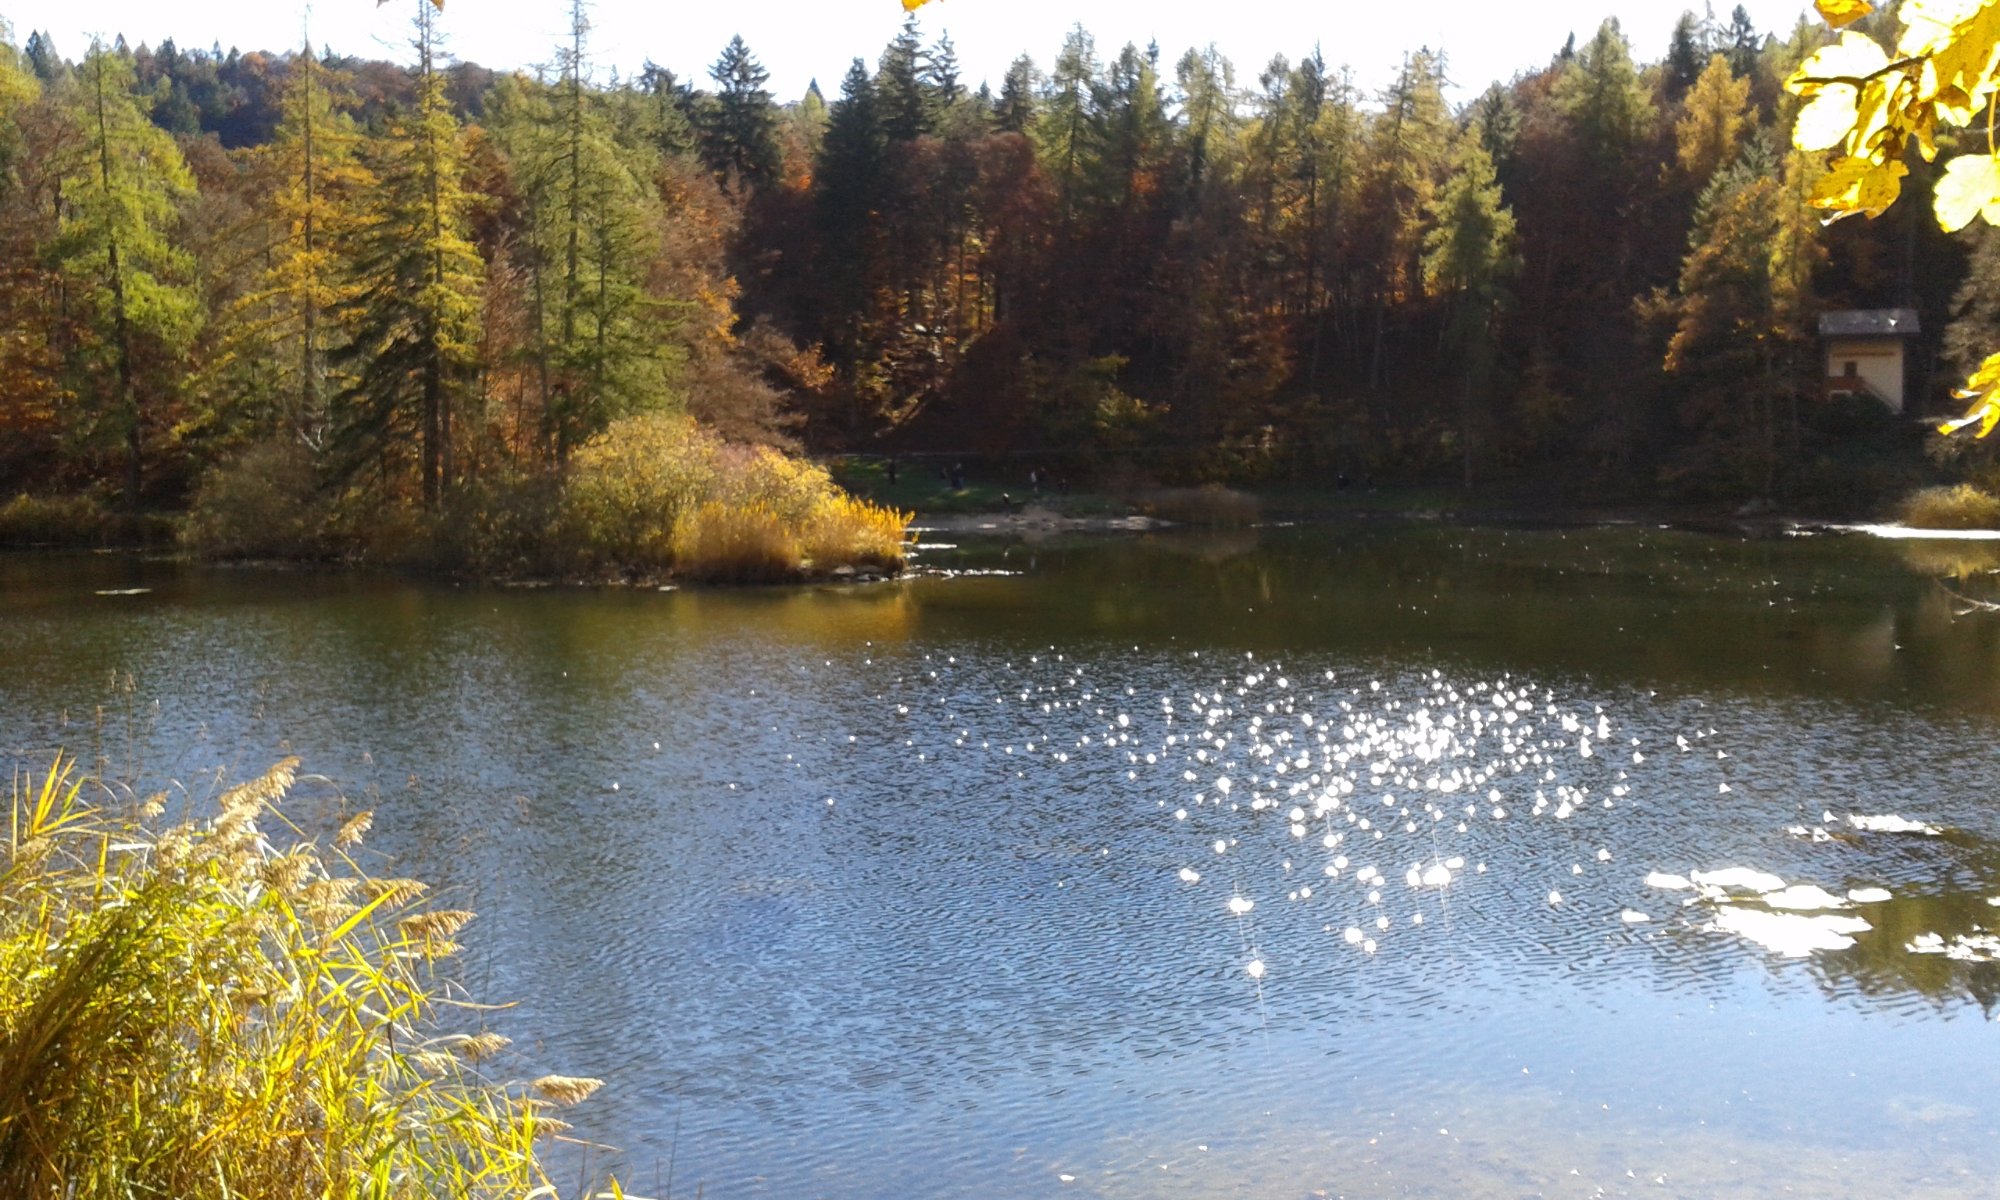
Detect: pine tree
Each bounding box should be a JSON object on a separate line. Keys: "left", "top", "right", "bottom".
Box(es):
{"left": 24, "top": 31, "right": 62, "bottom": 84}
{"left": 814, "top": 59, "right": 886, "bottom": 366}
{"left": 333, "top": 0, "right": 483, "bottom": 508}
{"left": 50, "top": 41, "right": 201, "bottom": 506}
{"left": 636, "top": 61, "right": 698, "bottom": 159}
{"left": 925, "top": 33, "right": 962, "bottom": 120}
{"left": 995, "top": 55, "right": 1036, "bottom": 135}
{"left": 877, "top": 18, "right": 928, "bottom": 142}
{"left": 1423, "top": 135, "right": 1517, "bottom": 486}
{"left": 0, "top": 27, "right": 65, "bottom": 460}
{"left": 1664, "top": 12, "right": 1705, "bottom": 102}
{"left": 701, "top": 36, "right": 779, "bottom": 192}
{"left": 1724, "top": 5, "right": 1759, "bottom": 79}
{"left": 1035, "top": 25, "right": 1097, "bottom": 232}
{"left": 1556, "top": 19, "right": 1651, "bottom": 170}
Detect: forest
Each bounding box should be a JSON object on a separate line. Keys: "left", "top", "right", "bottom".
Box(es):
{"left": 0, "top": 0, "right": 1993, "bottom": 555}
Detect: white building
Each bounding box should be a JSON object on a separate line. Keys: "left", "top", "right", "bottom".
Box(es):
{"left": 1820, "top": 308, "right": 1920, "bottom": 414}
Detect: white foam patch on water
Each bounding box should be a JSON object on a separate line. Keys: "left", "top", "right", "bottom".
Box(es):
{"left": 1709, "top": 906, "right": 1871, "bottom": 958}
{"left": 1846, "top": 813, "right": 1943, "bottom": 836}
{"left": 1644, "top": 871, "right": 1692, "bottom": 890}
{"left": 1761, "top": 885, "right": 1850, "bottom": 911}
{"left": 1689, "top": 867, "right": 1787, "bottom": 893}
{"left": 1907, "top": 933, "right": 2000, "bottom": 962}
{"left": 1847, "top": 523, "right": 2000, "bottom": 540}
{"left": 1847, "top": 887, "right": 1893, "bottom": 904}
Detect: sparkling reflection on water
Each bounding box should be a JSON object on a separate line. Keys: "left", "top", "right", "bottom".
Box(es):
{"left": 3, "top": 525, "right": 2000, "bottom": 1198}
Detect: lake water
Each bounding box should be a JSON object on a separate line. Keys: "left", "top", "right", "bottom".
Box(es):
{"left": 4, "top": 523, "right": 2000, "bottom": 1198}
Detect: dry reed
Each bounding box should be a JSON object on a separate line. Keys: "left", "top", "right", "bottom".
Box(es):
{"left": 0, "top": 754, "right": 601, "bottom": 1200}
{"left": 1139, "top": 484, "right": 1262, "bottom": 527}
{"left": 1897, "top": 484, "right": 2000, "bottom": 530}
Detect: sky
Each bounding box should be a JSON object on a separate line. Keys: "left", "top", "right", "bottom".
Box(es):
{"left": 2, "top": 0, "right": 1822, "bottom": 105}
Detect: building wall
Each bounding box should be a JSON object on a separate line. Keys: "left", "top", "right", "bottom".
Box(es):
{"left": 1825, "top": 337, "right": 1907, "bottom": 412}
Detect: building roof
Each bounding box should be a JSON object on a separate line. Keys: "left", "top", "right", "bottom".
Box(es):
{"left": 1819, "top": 308, "right": 1920, "bottom": 337}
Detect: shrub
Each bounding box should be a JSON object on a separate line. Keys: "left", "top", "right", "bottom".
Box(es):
{"left": 1139, "top": 484, "right": 1262, "bottom": 527}
{"left": 799, "top": 494, "right": 910, "bottom": 573}
{"left": 0, "top": 493, "right": 118, "bottom": 548}
{"left": 0, "top": 755, "right": 598, "bottom": 1199}
{"left": 670, "top": 500, "right": 801, "bottom": 582}
{"left": 181, "top": 440, "right": 339, "bottom": 560}
{"left": 563, "top": 411, "right": 909, "bottom": 580}
{"left": 561, "top": 411, "right": 719, "bottom": 571}
{"left": 1897, "top": 483, "right": 2000, "bottom": 530}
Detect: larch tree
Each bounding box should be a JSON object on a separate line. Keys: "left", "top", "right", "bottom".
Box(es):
{"left": 1675, "top": 54, "right": 1751, "bottom": 184}
{"left": 333, "top": 0, "right": 483, "bottom": 508}
{"left": 0, "top": 27, "right": 66, "bottom": 470}
{"left": 1422, "top": 135, "right": 1517, "bottom": 487}
{"left": 231, "top": 37, "right": 373, "bottom": 452}
{"left": 1646, "top": 145, "right": 1821, "bottom": 497}
{"left": 48, "top": 41, "right": 201, "bottom": 508}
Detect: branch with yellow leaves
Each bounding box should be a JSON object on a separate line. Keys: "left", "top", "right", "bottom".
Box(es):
{"left": 1788, "top": 0, "right": 2000, "bottom": 436}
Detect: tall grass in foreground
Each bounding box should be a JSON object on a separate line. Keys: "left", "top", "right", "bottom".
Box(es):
{"left": 0, "top": 755, "right": 601, "bottom": 1199}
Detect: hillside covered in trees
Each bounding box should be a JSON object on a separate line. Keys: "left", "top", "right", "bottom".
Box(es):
{"left": 0, "top": 2, "right": 1991, "bottom": 529}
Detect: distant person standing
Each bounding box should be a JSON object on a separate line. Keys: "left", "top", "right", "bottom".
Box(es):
{"left": 950, "top": 461, "right": 965, "bottom": 490}
{"left": 886, "top": 457, "right": 898, "bottom": 486}
{"left": 1028, "top": 467, "right": 1041, "bottom": 495}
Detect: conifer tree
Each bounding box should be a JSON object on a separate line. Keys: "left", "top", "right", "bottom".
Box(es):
{"left": 1674, "top": 54, "right": 1749, "bottom": 183}
{"left": 1423, "top": 136, "right": 1517, "bottom": 486}
{"left": 50, "top": 41, "right": 201, "bottom": 506}
{"left": 995, "top": 55, "right": 1036, "bottom": 135}
{"left": 1664, "top": 12, "right": 1705, "bottom": 101}
{"left": 231, "top": 37, "right": 373, "bottom": 450}
{"left": 701, "top": 35, "right": 780, "bottom": 191}
{"left": 877, "top": 18, "right": 928, "bottom": 142}
{"left": 334, "top": 0, "right": 482, "bottom": 507}
{"left": 1036, "top": 26, "right": 1098, "bottom": 232}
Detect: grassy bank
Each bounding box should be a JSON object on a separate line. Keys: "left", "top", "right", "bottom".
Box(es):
{"left": 0, "top": 755, "right": 598, "bottom": 1199}
{"left": 0, "top": 494, "right": 174, "bottom": 550}
{"left": 184, "top": 413, "right": 910, "bottom": 583}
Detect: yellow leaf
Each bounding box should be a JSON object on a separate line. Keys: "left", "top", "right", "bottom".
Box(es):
{"left": 1899, "top": 0, "right": 1992, "bottom": 57}
{"left": 1792, "top": 30, "right": 1893, "bottom": 86}
{"left": 1815, "top": 0, "right": 1875, "bottom": 27}
{"left": 1942, "top": 352, "right": 2000, "bottom": 436}
{"left": 1935, "top": 152, "right": 2000, "bottom": 230}
{"left": 1810, "top": 155, "right": 1908, "bottom": 216}
{"left": 901, "top": 0, "right": 933, "bottom": 8}
{"left": 1794, "top": 87, "right": 1862, "bottom": 151}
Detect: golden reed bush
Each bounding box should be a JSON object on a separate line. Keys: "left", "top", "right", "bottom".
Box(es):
{"left": 1897, "top": 484, "right": 2000, "bottom": 530}
{"left": 799, "top": 494, "right": 911, "bottom": 573}
{"left": 1137, "top": 484, "right": 1261, "bottom": 528}
{"left": 669, "top": 501, "right": 800, "bottom": 583}
{"left": 571, "top": 413, "right": 910, "bottom": 580}
{"left": 0, "top": 756, "right": 603, "bottom": 1200}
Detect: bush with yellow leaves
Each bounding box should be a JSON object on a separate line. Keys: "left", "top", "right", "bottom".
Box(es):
{"left": 565, "top": 412, "right": 909, "bottom": 581}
